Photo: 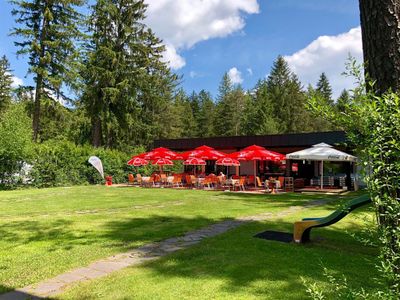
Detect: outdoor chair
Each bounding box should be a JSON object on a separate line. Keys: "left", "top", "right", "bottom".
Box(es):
{"left": 234, "top": 177, "right": 246, "bottom": 191}
{"left": 200, "top": 177, "right": 213, "bottom": 189}
{"left": 160, "top": 174, "right": 168, "bottom": 186}
{"left": 210, "top": 175, "right": 218, "bottom": 188}
{"left": 136, "top": 174, "right": 142, "bottom": 186}
{"left": 218, "top": 175, "right": 227, "bottom": 189}
{"left": 256, "top": 176, "right": 265, "bottom": 189}
{"left": 143, "top": 176, "right": 154, "bottom": 188}
{"left": 152, "top": 174, "right": 161, "bottom": 187}
{"left": 172, "top": 176, "right": 183, "bottom": 188}
{"left": 278, "top": 176, "right": 285, "bottom": 191}
{"left": 185, "top": 175, "right": 194, "bottom": 188}
{"left": 128, "top": 173, "right": 135, "bottom": 185}
{"left": 247, "top": 175, "right": 255, "bottom": 186}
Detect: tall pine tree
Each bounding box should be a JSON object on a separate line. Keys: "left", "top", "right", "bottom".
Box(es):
{"left": 336, "top": 89, "right": 351, "bottom": 113}
{"left": 81, "top": 0, "right": 176, "bottom": 148}
{"left": 316, "top": 72, "right": 334, "bottom": 106}
{"left": 11, "top": 0, "right": 84, "bottom": 141}
{"left": 242, "top": 80, "right": 279, "bottom": 135}
{"left": 196, "top": 90, "right": 215, "bottom": 137}
{"left": 0, "top": 55, "right": 13, "bottom": 114}
{"left": 267, "top": 56, "right": 308, "bottom": 133}
{"left": 213, "top": 73, "right": 234, "bottom": 136}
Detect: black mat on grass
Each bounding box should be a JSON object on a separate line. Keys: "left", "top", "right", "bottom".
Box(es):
{"left": 254, "top": 230, "right": 293, "bottom": 243}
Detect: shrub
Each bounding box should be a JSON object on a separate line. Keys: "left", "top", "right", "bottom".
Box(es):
{"left": 307, "top": 60, "right": 400, "bottom": 297}
{"left": 29, "top": 140, "right": 150, "bottom": 187}
{"left": 0, "top": 104, "right": 32, "bottom": 189}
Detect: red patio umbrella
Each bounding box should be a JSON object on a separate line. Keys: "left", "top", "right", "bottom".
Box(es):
{"left": 183, "top": 157, "right": 206, "bottom": 165}
{"left": 181, "top": 145, "right": 226, "bottom": 160}
{"left": 184, "top": 157, "right": 206, "bottom": 175}
{"left": 152, "top": 158, "right": 174, "bottom": 174}
{"left": 152, "top": 158, "right": 174, "bottom": 166}
{"left": 127, "top": 157, "right": 149, "bottom": 166}
{"left": 229, "top": 145, "right": 285, "bottom": 186}
{"left": 230, "top": 145, "right": 285, "bottom": 161}
{"left": 139, "top": 147, "right": 183, "bottom": 160}
{"left": 216, "top": 157, "right": 240, "bottom": 166}
{"left": 216, "top": 157, "right": 240, "bottom": 177}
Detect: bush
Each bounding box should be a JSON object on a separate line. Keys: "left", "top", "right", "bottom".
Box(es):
{"left": 29, "top": 140, "right": 143, "bottom": 187}
{"left": 307, "top": 60, "right": 400, "bottom": 298}
{"left": 0, "top": 104, "right": 32, "bottom": 189}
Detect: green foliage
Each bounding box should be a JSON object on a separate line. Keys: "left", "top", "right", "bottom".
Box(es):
{"left": 266, "top": 56, "right": 317, "bottom": 133}
{"left": 10, "top": 0, "right": 85, "bottom": 140}
{"left": 196, "top": 90, "right": 216, "bottom": 137}
{"left": 308, "top": 59, "right": 400, "bottom": 297}
{"left": 81, "top": 0, "right": 177, "bottom": 148}
{"left": 0, "top": 55, "right": 13, "bottom": 113}
{"left": 303, "top": 268, "right": 375, "bottom": 300}
{"left": 336, "top": 89, "right": 351, "bottom": 113}
{"left": 0, "top": 104, "right": 32, "bottom": 188}
{"left": 242, "top": 79, "right": 279, "bottom": 135}
{"left": 214, "top": 73, "right": 234, "bottom": 136}
{"left": 29, "top": 140, "right": 146, "bottom": 187}
{"left": 305, "top": 84, "right": 335, "bottom": 131}
{"left": 316, "top": 72, "right": 334, "bottom": 106}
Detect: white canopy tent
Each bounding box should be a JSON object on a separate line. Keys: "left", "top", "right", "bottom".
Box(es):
{"left": 286, "top": 143, "right": 357, "bottom": 189}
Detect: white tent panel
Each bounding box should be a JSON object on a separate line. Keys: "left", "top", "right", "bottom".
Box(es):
{"left": 286, "top": 143, "right": 357, "bottom": 162}
{"left": 286, "top": 143, "right": 357, "bottom": 189}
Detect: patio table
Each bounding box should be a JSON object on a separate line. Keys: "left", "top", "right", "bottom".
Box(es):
{"left": 226, "top": 179, "right": 239, "bottom": 190}
{"left": 141, "top": 176, "right": 151, "bottom": 187}
{"left": 195, "top": 177, "right": 205, "bottom": 188}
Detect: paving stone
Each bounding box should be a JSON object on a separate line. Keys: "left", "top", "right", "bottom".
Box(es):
{"left": 163, "top": 237, "right": 180, "bottom": 243}
{"left": 53, "top": 272, "right": 86, "bottom": 283}
{"left": 160, "top": 246, "right": 183, "bottom": 253}
{"left": 71, "top": 267, "right": 107, "bottom": 279}
{"left": 31, "top": 280, "right": 66, "bottom": 296}
{"left": 88, "top": 261, "right": 131, "bottom": 273}
{"left": 179, "top": 240, "right": 200, "bottom": 247}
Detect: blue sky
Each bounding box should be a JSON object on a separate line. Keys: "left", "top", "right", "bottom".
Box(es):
{"left": 0, "top": 0, "right": 361, "bottom": 99}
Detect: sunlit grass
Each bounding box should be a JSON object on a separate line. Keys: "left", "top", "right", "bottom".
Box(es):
{"left": 0, "top": 186, "right": 336, "bottom": 293}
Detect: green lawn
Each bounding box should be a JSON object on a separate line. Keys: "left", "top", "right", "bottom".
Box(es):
{"left": 0, "top": 186, "right": 379, "bottom": 299}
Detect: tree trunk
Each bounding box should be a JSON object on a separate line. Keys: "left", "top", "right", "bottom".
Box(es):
{"left": 32, "top": 75, "right": 42, "bottom": 142}
{"left": 32, "top": 3, "right": 49, "bottom": 142}
{"left": 359, "top": 0, "right": 400, "bottom": 93}
{"left": 92, "top": 116, "right": 102, "bottom": 147}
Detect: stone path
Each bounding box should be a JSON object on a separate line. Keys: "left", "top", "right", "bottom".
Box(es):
{"left": 0, "top": 198, "right": 329, "bottom": 300}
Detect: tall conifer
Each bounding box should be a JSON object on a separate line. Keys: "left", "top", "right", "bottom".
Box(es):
{"left": 11, "top": 0, "right": 84, "bottom": 141}
{"left": 316, "top": 72, "right": 334, "bottom": 106}
{"left": 82, "top": 0, "right": 176, "bottom": 148}
{"left": 0, "top": 55, "right": 13, "bottom": 113}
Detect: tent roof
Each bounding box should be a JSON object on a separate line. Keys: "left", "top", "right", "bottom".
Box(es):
{"left": 286, "top": 143, "right": 357, "bottom": 162}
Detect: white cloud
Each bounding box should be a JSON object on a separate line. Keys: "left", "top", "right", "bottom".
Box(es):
{"left": 246, "top": 68, "right": 253, "bottom": 76}
{"left": 9, "top": 74, "right": 23, "bottom": 88}
{"left": 284, "top": 27, "right": 363, "bottom": 99}
{"left": 144, "top": 0, "right": 260, "bottom": 69}
{"left": 161, "top": 44, "right": 186, "bottom": 69}
{"left": 227, "top": 67, "right": 243, "bottom": 84}
{"left": 189, "top": 71, "right": 197, "bottom": 78}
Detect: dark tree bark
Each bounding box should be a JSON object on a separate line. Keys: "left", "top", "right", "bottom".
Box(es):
{"left": 359, "top": 0, "right": 400, "bottom": 93}
{"left": 32, "top": 76, "right": 42, "bottom": 142}
{"left": 92, "top": 116, "right": 102, "bottom": 147}
{"left": 32, "top": 11, "right": 49, "bottom": 142}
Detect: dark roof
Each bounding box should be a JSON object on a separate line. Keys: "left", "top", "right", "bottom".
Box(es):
{"left": 154, "top": 131, "right": 347, "bottom": 151}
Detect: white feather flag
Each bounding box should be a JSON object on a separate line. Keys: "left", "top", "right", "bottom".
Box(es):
{"left": 88, "top": 156, "right": 104, "bottom": 179}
